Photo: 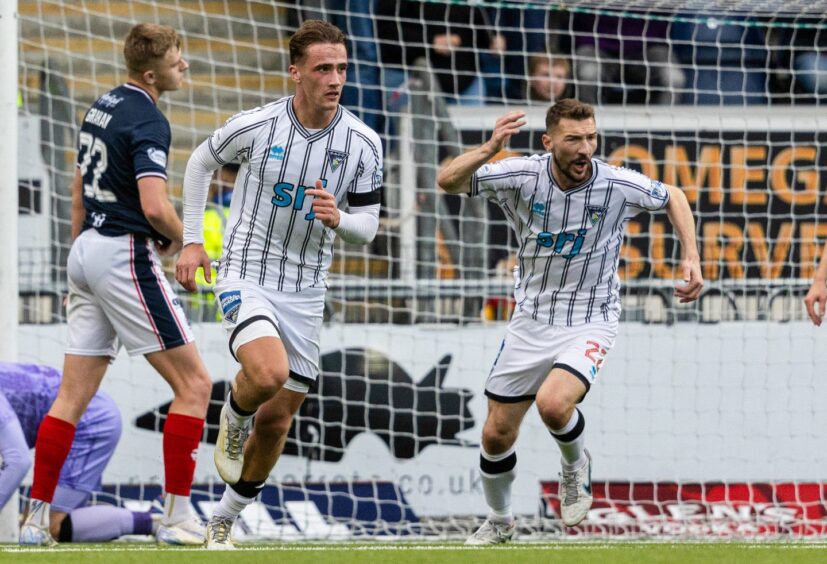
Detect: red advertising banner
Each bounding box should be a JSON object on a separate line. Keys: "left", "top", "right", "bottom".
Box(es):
{"left": 541, "top": 482, "right": 827, "bottom": 537}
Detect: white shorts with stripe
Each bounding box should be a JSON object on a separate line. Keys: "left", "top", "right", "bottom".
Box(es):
{"left": 486, "top": 307, "right": 617, "bottom": 403}
{"left": 65, "top": 229, "right": 193, "bottom": 357}
{"left": 215, "top": 279, "right": 324, "bottom": 393}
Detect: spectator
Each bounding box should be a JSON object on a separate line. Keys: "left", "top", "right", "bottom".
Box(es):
{"left": 525, "top": 54, "right": 572, "bottom": 103}
{"left": 773, "top": 19, "right": 827, "bottom": 103}
{"left": 573, "top": 11, "right": 685, "bottom": 105}
{"left": 482, "top": 4, "right": 550, "bottom": 102}
{"left": 670, "top": 15, "right": 768, "bottom": 105}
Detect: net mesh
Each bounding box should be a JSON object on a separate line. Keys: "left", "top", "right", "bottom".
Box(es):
{"left": 13, "top": 0, "right": 827, "bottom": 540}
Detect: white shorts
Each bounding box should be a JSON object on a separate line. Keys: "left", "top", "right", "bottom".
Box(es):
{"left": 65, "top": 230, "right": 193, "bottom": 357}
{"left": 486, "top": 309, "right": 617, "bottom": 403}
{"left": 215, "top": 279, "right": 324, "bottom": 393}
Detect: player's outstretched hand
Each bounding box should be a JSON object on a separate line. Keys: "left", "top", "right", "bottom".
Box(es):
{"left": 804, "top": 280, "right": 827, "bottom": 326}
{"left": 176, "top": 243, "right": 212, "bottom": 292}
{"left": 485, "top": 111, "right": 527, "bottom": 155}
{"left": 675, "top": 257, "right": 703, "bottom": 303}
{"left": 307, "top": 180, "right": 340, "bottom": 228}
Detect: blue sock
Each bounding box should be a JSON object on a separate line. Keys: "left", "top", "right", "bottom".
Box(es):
{"left": 65, "top": 505, "right": 145, "bottom": 542}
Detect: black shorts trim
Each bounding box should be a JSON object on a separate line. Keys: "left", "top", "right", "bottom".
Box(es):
{"left": 228, "top": 315, "right": 278, "bottom": 362}
{"left": 552, "top": 363, "right": 591, "bottom": 402}
{"left": 288, "top": 370, "right": 316, "bottom": 388}
{"left": 484, "top": 390, "right": 535, "bottom": 404}
{"left": 346, "top": 188, "right": 382, "bottom": 207}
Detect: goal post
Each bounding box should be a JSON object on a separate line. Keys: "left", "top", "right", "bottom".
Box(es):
{"left": 0, "top": 0, "right": 19, "bottom": 544}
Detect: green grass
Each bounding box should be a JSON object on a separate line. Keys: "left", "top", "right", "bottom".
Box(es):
{"left": 2, "top": 542, "right": 827, "bottom": 564}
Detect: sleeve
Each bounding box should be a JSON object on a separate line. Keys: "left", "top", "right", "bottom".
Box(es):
{"left": 131, "top": 117, "right": 171, "bottom": 181}
{"left": 616, "top": 171, "right": 670, "bottom": 214}
{"left": 334, "top": 203, "right": 380, "bottom": 245}
{"left": 0, "top": 394, "right": 32, "bottom": 510}
{"left": 346, "top": 130, "right": 384, "bottom": 208}
{"left": 469, "top": 157, "right": 528, "bottom": 201}
{"left": 182, "top": 140, "right": 224, "bottom": 246}
{"left": 205, "top": 111, "right": 260, "bottom": 166}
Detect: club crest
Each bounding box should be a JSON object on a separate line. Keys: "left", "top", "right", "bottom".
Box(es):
{"left": 328, "top": 150, "right": 348, "bottom": 173}
{"left": 587, "top": 206, "right": 606, "bottom": 226}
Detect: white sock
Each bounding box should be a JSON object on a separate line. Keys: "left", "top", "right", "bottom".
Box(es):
{"left": 548, "top": 408, "right": 586, "bottom": 470}
{"left": 162, "top": 493, "right": 192, "bottom": 525}
{"left": 213, "top": 485, "right": 256, "bottom": 520}
{"left": 480, "top": 447, "right": 517, "bottom": 523}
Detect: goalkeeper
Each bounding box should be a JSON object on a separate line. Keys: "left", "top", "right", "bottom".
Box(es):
{"left": 0, "top": 363, "right": 155, "bottom": 542}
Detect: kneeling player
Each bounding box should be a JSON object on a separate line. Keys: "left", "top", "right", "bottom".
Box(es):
{"left": 0, "top": 363, "right": 155, "bottom": 542}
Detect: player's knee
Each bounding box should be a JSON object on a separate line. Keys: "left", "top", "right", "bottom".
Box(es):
{"left": 481, "top": 418, "right": 518, "bottom": 454}
{"left": 536, "top": 395, "right": 574, "bottom": 430}
{"left": 243, "top": 361, "right": 289, "bottom": 400}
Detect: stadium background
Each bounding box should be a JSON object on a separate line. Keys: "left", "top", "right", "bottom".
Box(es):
{"left": 3, "top": 0, "right": 827, "bottom": 542}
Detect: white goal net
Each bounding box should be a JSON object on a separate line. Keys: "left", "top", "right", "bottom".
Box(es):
{"left": 11, "top": 0, "right": 827, "bottom": 540}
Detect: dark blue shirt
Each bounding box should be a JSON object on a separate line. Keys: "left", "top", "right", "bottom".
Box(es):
{"left": 76, "top": 83, "right": 171, "bottom": 243}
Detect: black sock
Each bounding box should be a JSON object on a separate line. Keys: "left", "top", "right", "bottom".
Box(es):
{"left": 228, "top": 390, "right": 256, "bottom": 417}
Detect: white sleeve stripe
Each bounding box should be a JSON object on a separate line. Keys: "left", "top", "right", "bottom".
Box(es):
{"left": 135, "top": 172, "right": 167, "bottom": 180}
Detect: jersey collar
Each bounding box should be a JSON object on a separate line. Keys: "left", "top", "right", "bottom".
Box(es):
{"left": 123, "top": 83, "right": 156, "bottom": 105}
{"left": 286, "top": 96, "right": 343, "bottom": 142}
{"left": 548, "top": 155, "right": 598, "bottom": 195}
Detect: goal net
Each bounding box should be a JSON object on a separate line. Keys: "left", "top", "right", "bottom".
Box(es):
{"left": 12, "top": 0, "right": 827, "bottom": 540}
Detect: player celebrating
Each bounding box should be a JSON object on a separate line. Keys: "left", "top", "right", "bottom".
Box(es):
{"left": 437, "top": 99, "right": 703, "bottom": 544}
{"left": 1, "top": 363, "right": 157, "bottom": 542}
{"left": 176, "top": 20, "right": 383, "bottom": 549}
{"left": 20, "top": 24, "right": 212, "bottom": 546}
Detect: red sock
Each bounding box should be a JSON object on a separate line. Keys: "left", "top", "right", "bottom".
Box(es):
{"left": 162, "top": 413, "right": 204, "bottom": 496}
{"left": 31, "top": 415, "right": 76, "bottom": 503}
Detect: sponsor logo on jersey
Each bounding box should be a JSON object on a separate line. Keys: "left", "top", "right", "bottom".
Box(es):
{"left": 532, "top": 202, "right": 546, "bottom": 216}
{"left": 269, "top": 145, "right": 285, "bottom": 160}
{"left": 98, "top": 92, "right": 123, "bottom": 108}
{"left": 136, "top": 348, "right": 476, "bottom": 461}
{"left": 218, "top": 290, "right": 242, "bottom": 323}
{"left": 650, "top": 179, "right": 667, "bottom": 199}
{"left": 587, "top": 205, "right": 606, "bottom": 226}
{"left": 327, "top": 150, "right": 348, "bottom": 172}
{"left": 147, "top": 147, "right": 167, "bottom": 168}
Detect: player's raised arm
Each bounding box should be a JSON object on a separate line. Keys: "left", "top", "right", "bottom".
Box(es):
{"left": 804, "top": 241, "right": 827, "bottom": 326}
{"left": 176, "top": 139, "right": 222, "bottom": 292}
{"left": 665, "top": 184, "right": 703, "bottom": 303}
{"left": 437, "top": 111, "right": 526, "bottom": 195}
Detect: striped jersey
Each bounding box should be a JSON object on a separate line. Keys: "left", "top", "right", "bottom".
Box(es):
{"left": 470, "top": 154, "right": 669, "bottom": 326}
{"left": 203, "top": 96, "right": 383, "bottom": 291}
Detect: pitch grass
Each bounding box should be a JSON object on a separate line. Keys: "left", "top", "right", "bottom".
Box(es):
{"left": 2, "top": 542, "right": 827, "bottom": 564}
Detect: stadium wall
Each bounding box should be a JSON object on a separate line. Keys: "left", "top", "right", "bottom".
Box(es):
{"left": 19, "top": 321, "right": 827, "bottom": 519}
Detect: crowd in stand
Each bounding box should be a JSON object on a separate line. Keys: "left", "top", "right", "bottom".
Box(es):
{"left": 288, "top": 1, "right": 826, "bottom": 127}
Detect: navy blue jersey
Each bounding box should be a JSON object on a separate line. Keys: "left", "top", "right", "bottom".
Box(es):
{"left": 76, "top": 84, "right": 171, "bottom": 243}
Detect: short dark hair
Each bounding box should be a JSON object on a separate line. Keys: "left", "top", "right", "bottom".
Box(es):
{"left": 289, "top": 20, "right": 347, "bottom": 64}
{"left": 123, "top": 23, "right": 181, "bottom": 76}
{"left": 545, "top": 99, "right": 595, "bottom": 132}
